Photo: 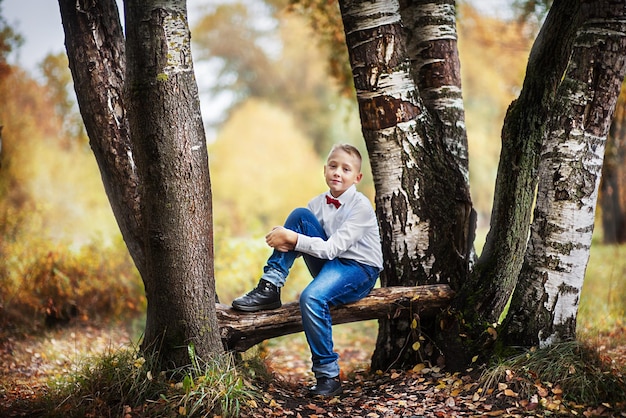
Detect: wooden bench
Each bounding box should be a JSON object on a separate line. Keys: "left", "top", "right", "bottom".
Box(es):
{"left": 216, "top": 284, "right": 454, "bottom": 351}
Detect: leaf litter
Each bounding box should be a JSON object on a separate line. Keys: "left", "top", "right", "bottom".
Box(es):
{"left": 1, "top": 322, "right": 626, "bottom": 417}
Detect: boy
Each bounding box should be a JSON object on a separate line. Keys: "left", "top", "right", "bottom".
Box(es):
{"left": 232, "top": 144, "right": 383, "bottom": 397}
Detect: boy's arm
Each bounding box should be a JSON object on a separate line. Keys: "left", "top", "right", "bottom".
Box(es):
{"left": 295, "top": 204, "right": 373, "bottom": 260}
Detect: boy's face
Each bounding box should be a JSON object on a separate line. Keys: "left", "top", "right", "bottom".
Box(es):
{"left": 324, "top": 149, "right": 363, "bottom": 198}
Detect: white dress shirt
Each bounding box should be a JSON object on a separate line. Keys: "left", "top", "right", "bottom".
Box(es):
{"left": 294, "top": 185, "right": 383, "bottom": 270}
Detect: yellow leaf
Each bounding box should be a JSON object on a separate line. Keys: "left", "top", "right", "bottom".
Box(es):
{"left": 412, "top": 363, "right": 426, "bottom": 373}
{"left": 471, "top": 355, "right": 479, "bottom": 363}
{"left": 411, "top": 319, "right": 418, "bottom": 329}
{"left": 412, "top": 341, "right": 421, "bottom": 351}
{"left": 178, "top": 406, "right": 187, "bottom": 415}
{"left": 246, "top": 400, "right": 258, "bottom": 408}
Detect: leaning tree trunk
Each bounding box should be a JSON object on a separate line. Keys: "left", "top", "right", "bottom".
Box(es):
{"left": 600, "top": 84, "right": 626, "bottom": 244}
{"left": 338, "top": 0, "right": 473, "bottom": 371}
{"left": 456, "top": 0, "right": 584, "bottom": 333}
{"left": 58, "top": 0, "right": 146, "bottom": 277}
{"left": 125, "top": 0, "right": 222, "bottom": 367}
{"left": 501, "top": 0, "right": 626, "bottom": 348}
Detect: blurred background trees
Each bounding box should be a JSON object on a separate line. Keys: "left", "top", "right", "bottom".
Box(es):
{"left": 0, "top": 0, "right": 141, "bottom": 328}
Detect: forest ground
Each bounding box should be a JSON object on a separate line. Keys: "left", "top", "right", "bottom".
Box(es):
{"left": 1, "top": 319, "right": 626, "bottom": 418}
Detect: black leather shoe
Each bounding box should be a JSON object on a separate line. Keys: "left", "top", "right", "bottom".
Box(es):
{"left": 231, "top": 279, "right": 281, "bottom": 312}
{"left": 309, "top": 376, "right": 342, "bottom": 397}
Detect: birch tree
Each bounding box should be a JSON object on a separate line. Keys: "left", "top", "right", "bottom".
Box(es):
{"left": 338, "top": 0, "right": 474, "bottom": 370}
{"left": 501, "top": 0, "right": 626, "bottom": 347}
{"left": 337, "top": 0, "right": 626, "bottom": 370}
{"left": 59, "top": 0, "right": 223, "bottom": 368}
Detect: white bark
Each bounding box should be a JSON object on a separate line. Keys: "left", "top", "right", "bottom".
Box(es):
{"left": 346, "top": 0, "right": 435, "bottom": 280}
{"left": 524, "top": 4, "right": 626, "bottom": 346}
{"left": 531, "top": 128, "right": 605, "bottom": 347}
{"left": 401, "top": 0, "right": 469, "bottom": 181}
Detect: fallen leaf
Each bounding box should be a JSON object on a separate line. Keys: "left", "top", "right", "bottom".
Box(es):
{"left": 504, "top": 389, "right": 518, "bottom": 397}
{"left": 412, "top": 363, "right": 426, "bottom": 373}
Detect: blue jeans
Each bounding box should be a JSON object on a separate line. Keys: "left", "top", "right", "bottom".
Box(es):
{"left": 262, "top": 208, "right": 380, "bottom": 378}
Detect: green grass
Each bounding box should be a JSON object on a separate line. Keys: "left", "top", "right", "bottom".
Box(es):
{"left": 578, "top": 243, "right": 626, "bottom": 341}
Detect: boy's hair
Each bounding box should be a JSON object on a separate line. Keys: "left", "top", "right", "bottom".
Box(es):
{"left": 328, "top": 144, "right": 362, "bottom": 170}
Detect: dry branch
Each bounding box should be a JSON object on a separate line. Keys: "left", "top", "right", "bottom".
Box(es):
{"left": 217, "top": 284, "right": 454, "bottom": 351}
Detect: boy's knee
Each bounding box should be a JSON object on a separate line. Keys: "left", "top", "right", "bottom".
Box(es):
{"left": 286, "top": 207, "right": 312, "bottom": 222}
{"left": 300, "top": 287, "right": 323, "bottom": 309}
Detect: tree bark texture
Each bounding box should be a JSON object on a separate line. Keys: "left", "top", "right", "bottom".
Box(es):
{"left": 218, "top": 285, "right": 454, "bottom": 351}
{"left": 502, "top": 0, "right": 626, "bottom": 348}
{"left": 125, "top": 0, "right": 222, "bottom": 367}
{"left": 600, "top": 84, "right": 626, "bottom": 243}
{"left": 58, "top": 0, "right": 146, "bottom": 277}
{"left": 400, "top": 0, "right": 470, "bottom": 182}
{"left": 338, "top": 0, "right": 473, "bottom": 371}
{"left": 462, "top": 0, "right": 584, "bottom": 324}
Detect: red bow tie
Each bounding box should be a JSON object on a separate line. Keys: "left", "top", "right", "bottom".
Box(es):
{"left": 326, "top": 195, "right": 341, "bottom": 209}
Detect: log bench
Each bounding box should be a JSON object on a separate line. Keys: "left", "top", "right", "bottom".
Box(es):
{"left": 216, "top": 284, "right": 454, "bottom": 351}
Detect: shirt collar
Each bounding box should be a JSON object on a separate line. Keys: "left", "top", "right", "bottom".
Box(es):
{"left": 328, "top": 184, "right": 356, "bottom": 205}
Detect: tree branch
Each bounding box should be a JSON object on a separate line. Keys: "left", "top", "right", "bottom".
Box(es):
{"left": 217, "top": 285, "right": 455, "bottom": 351}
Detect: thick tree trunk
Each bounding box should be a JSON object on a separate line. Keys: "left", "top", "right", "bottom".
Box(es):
{"left": 501, "top": 0, "right": 626, "bottom": 348}
{"left": 459, "top": 0, "right": 584, "bottom": 326}
{"left": 218, "top": 285, "right": 454, "bottom": 351}
{"left": 125, "top": 0, "right": 222, "bottom": 367}
{"left": 600, "top": 85, "right": 626, "bottom": 243}
{"left": 58, "top": 0, "right": 145, "bottom": 277}
{"left": 338, "top": 0, "right": 472, "bottom": 371}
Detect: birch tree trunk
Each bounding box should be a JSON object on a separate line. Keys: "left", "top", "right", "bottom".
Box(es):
{"left": 400, "top": 0, "right": 470, "bottom": 182}
{"left": 457, "top": 0, "right": 583, "bottom": 328}
{"left": 501, "top": 0, "right": 626, "bottom": 347}
{"left": 124, "top": 0, "right": 222, "bottom": 366}
{"left": 338, "top": 0, "right": 473, "bottom": 370}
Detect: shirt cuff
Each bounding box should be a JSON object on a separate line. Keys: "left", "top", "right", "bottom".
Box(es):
{"left": 294, "top": 233, "right": 309, "bottom": 252}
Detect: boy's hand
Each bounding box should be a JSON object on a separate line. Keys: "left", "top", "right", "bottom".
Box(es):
{"left": 266, "top": 226, "right": 297, "bottom": 252}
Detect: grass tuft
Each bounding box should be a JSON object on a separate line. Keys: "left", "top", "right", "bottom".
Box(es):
{"left": 35, "top": 343, "right": 259, "bottom": 418}
{"left": 479, "top": 340, "right": 626, "bottom": 406}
